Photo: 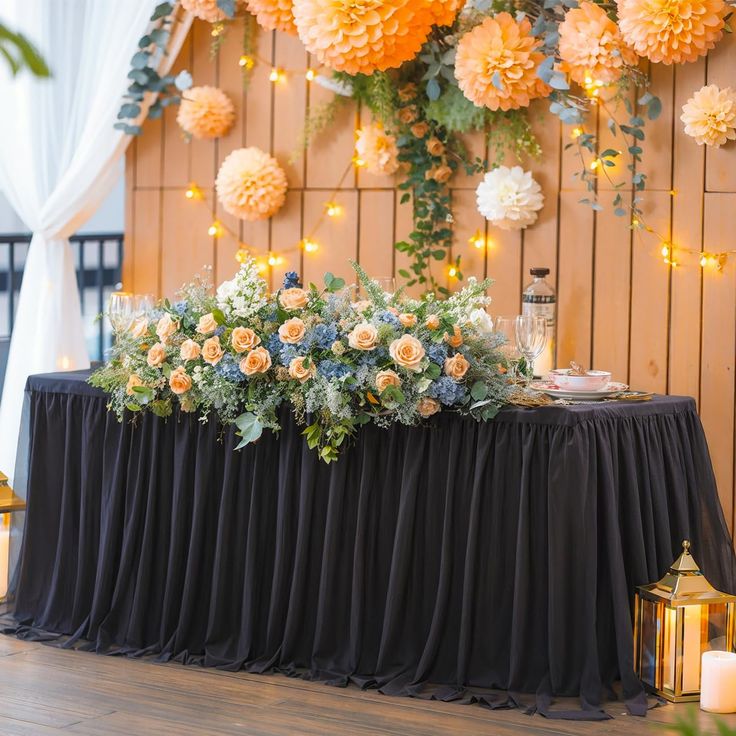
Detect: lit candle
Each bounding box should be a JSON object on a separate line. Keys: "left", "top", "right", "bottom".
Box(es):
{"left": 701, "top": 651, "right": 736, "bottom": 713}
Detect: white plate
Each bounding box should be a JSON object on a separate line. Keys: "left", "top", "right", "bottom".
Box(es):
{"left": 530, "top": 380, "right": 629, "bottom": 401}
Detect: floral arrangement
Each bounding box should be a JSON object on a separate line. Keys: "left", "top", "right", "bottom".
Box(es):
{"left": 177, "top": 85, "right": 236, "bottom": 139}
{"left": 91, "top": 262, "right": 510, "bottom": 462}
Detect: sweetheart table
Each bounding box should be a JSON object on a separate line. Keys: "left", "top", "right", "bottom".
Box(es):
{"left": 6, "top": 370, "right": 736, "bottom": 720}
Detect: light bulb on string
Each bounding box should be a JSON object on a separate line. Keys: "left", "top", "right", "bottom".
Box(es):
{"left": 185, "top": 183, "right": 203, "bottom": 201}
{"left": 469, "top": 230, "right": 487, "bottom": 250}
{"left": 208, "top": 221, "right": 223, "bottom": 238}
{"left": 324, "top": 201, "right": 342, "bottom": 218}
{"left": 305, "top": 68, "right": 316, "bottom": 81}
{"left": 447, "top": 265, "right": 458, "bottom": 279}
{"left": 571, "top": 127, "right": 583, "bottom": 140}
{"left": 301, "top": 238, "right": 319, "bottom": 254}
{"left": 269, "top": 68, "right": 286, "bottom": 83}
{"left": 268, "top": 253, "right": 284, "bottom": 267}
{"left": 239, "top": 55, "right": 254, "bottom": 69}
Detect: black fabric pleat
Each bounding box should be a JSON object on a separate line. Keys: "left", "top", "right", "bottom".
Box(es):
{"left": 6, "top": 373, "right": 736, "bottom": 721}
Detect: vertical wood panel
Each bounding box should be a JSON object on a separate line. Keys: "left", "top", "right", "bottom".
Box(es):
{"left": 125, "top": 21, "right": 736, "bottom": 545}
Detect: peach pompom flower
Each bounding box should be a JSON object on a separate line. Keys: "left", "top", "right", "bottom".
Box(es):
{"left": 355, "top": 123, "right": 400, "bottom": 177}
{"left": 681, "top": 85, "right": 736, "bottom": 147}
{"left": 292, "top": 0, "right": 439, "bottom": 75}
{"left": 177, "top": 86, "right": 235, "bottom": 140}
{"left": 215, "top": 147, "right": 288, "bottom": 221}
{"left": 558, "top": 1, "right": 638, "bottom": 85}
{"left": 246, "top": 0, "right": 297, "bottom": 34}
{"left": 181, "top": 0, "right": 230, "bottom": 22}
{"left": 454, "top": 13, "right": 550, "bottom": 111}
{"left": 617, "top": 0, "right": 726, "bottom": 64}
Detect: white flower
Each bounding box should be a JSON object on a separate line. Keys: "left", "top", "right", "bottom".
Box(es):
{"left": 468, "top": 308, "right": 494, "bottom": 335}
{"left": 216, "top": 258, "right": 269, "bottom": 321}
{"left": 476, "top": 165, "right": 544, "bottom": 231}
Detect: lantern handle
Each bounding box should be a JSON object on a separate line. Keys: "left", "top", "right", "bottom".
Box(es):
{"left": 682, "top": 539, "right": 691, "bottom": 553}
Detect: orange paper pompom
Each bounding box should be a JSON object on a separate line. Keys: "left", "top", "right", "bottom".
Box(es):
{"left": 246, "top": 0, "right": 297, "bottom": 34}
{"left": 181, "top": 0, "right": 230, "bottom": 22}
{"left": 427, "top": 0, "right": 464, "bottom": 28}
{"left": 455, "top": 13, "right": 550, "bottom": 111}
{"left": 215, "top": 147, "right": 288, "bottom": 221}
{"left": 292, "top": 0, "right": 438, "bottom": 75}
{"left": 177, "top": 86, "right": 236, "bottom": 139}
{"left": 617, "top": 0, "right": 726, "bottom": 64}
{"left": 558, "top": 1, "right": 637, "bottom": 85}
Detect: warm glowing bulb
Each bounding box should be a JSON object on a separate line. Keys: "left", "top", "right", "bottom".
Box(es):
{"left": 660, "top": 244, "right": 670, "bottom": 258}
{"left": 208, "top": 221, "right": 222, "bottom": 238}
{"left": 571, "top": 127, "right": 583, "bottom": 140}
{"left": 185, "top": 183, "right": 202, "bottom": 200}
{"left": 469, "top": 230, "right": 486, "bottom": 249}
{"left": 670, "top": 189, "right": 678, "bottom": 197}
{"left": 211, "top": 23, "right": 223, "bottom": 37}
{"left": 185, "top": 189, "right": 194, "bottom": 200}
{"left": 305, "top": 68, "right": 316, "bottom": 81}
{"left": 302, "top": 239, "right": 319, "bottom": 253}
{"left": 590, "top": 159, "right": 599, "bottom": 171}
{"left": 354, "top": 156, "right": 366, "bottom": 168}
{"left": 447, "top": 266, "right": 458, "bottom": 279}
{"left": 239, "top": 55, "right": 254, "bottom": 69}
{"left": 700, "top": 254, "right": 708, "bottom": 268}
{"left": 235, "top": 248, "right": 250, "bottom": 264}
{"left": 324, "top": 201, "right": 342, "bottom": 218}
{"left": 584, "top": 75, "right": 593, "bottom": 87}
{"left": 632, "top": 218, "right": 640, "bottom": 227}
{"left": 269, "top": 68, "right": 285, "bottom": 83}
{"left": 256, "top": 260, "right": 268, "bottom": 274}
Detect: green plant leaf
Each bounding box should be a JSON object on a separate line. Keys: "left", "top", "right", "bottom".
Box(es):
{"left": 234, "top": 412, "right": 264, "bottom": 450}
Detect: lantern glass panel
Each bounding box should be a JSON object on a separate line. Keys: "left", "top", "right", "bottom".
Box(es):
{"left": 639, "top": 598, "right": 659, "bottom": 688}
{"left": 681, "top": 604, "right": 704, "bottom": 693}
{"left": 705, "top": 602, "right": 729, "bottom": 651}
{"left": 662, "top": 606, "right": 676, "bottom": 692}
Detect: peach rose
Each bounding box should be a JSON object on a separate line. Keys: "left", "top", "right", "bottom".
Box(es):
{"left": 398, "top": 83, "right": 417, "bottom": 101}
{"left": 240, "top": 347, "right": 272, "bottom": 375}
{"left": 430, "top": 164, "right": 453, "bottom": 183}
{"left": 348, "top": 322, "right": 379, "bottom": 351}
{"left": 231, "top": 327, "right": 260, "bottom": 353}
{"left": 197, "top": 313, "right": 218, "bottom": 335}
{"left": 417, "top": 397, "right": 440, "bottom": 418}
{"left": 426, "top": 314, "right": 440, "bottom": 330}
{"left": 129, "top": 316, "right": 149, "bottom": 339}
{"left": 169, "top": 366, "right": 192, "bottom": 395}
{"left": 398, "top": 313, "right": 417, "bottom": 328}
{"left": 180, "top": 339, "right": 201, "bottom": 362}
{"left": 279, "top": 317, "right": 306, "bottom": 344}
{"left": 288, "top": 356, "right": 316, "bottom": 383}
{"left": 202, "top": 336, "right": 224, "bottom": 365}
{"left": 427, "top": 137, "right": 445, "bottom": 156}
{"left": 375, "top": 369, "right": 401, "bottom": 393}
{"left": 279, "top": 287, "right": 309, "bottom": 311}
{"left": 399, "top": 106, "right": 418, "bottom": 124}
{"left": 445, "top": 325, "right": 463, "bottom": 348}
{"left": 445, "top": 353, "right": 470, "bottom": 380}
{"left": 147, "top": 342, "right": 166, "bottom": 368}
{"left": 411, "top": 121, "right": 429, "bottom": 138}
{"left": 126, "top": 374, "right": 144, "bottom": 396}
{"left": 389, "top": 334, "right": 425, "bottom": 372}
{"left": 156, "top": 314, "right": 178, "bottom": 344}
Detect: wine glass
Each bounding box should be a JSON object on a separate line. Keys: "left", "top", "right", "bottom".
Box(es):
{"left": 108, "top": 291, "right": 134, "bottom": 335}
{"left": 515, "top": 315, "right": 547, "bottom": 384}
{"left": 494, "top": 315, "right": 521, "bottom": 367}
{"left": 135, "top": 293, "right": 155, "bottom": 317}
{"left": 373, "top": 277, "right": 396, "bottom": 295}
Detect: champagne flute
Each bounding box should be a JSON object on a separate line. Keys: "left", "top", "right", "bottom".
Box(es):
{"left": 494, "top": 315, "right": 521, "bottom": 369}
{"left": 373, "top": 277, "right": 396, "bottom": 295}
{"left": 108, "top": 291, "right": 134, "bottom": 335}
{"left": 515, "top": 315, "right": 547, "bottom": 384}
{"left": 135, "top": 293, "right": 155, "bottom": 317}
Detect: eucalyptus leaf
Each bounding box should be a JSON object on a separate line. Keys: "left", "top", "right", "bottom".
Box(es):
{"left": 175, "top": 70, "right": 193, "bottom": 91}
{"left": 234, "top": 413, "right": 264, "bottom": 450}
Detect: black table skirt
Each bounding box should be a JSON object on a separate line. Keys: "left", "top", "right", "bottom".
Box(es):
{"left": 6, "top": 371, "right": 736, "bottom": 720}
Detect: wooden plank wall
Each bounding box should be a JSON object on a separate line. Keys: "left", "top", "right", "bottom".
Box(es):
{"left": 124, "top": 19, "right": 736, "bottom": 544}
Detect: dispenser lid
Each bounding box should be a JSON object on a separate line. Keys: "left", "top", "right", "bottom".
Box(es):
{"left": 530, "top": 268, "right": 550, "bottom": 277}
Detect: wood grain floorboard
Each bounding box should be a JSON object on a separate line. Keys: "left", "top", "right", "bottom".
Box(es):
{"left": 0, "top": 636, "right": 734, "bottom": 735}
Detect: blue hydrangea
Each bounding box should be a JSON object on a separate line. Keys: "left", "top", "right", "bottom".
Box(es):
{"left": 306, "top": 323, "right": 338, "bottom": 351}
{"left": 283, "top": 271, "right": 301, "bottom": 289}
{"left": 427, "top": 376, "right": 467, "bottom": 406}
{"left": 356, "top": 347, "right": 387, "bottom": 367}
{"left": 279, "top": 344, "right": 301, "bottom": 365}
{"left": 173, "top": 300, "right": 188, "bottom": 316}
{"left": 215, "top": 355, "right": 244, "bottom": 382}
{"left": 374, "top": 310, "right": 402, "bottom": 329}
{"left": 266, "top": 333, "right": 282, "bottom": 355}
{"left": 426, "top": 341, "right": 448, "bottom": 365}
{"left": 318, "top": 360, "right": 351, "bottom": 381}
{"left": 214, "top": 325, "right": 226, "bottom": 337}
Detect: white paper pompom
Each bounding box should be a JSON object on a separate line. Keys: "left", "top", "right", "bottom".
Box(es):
{"left": 475, "top": 166, "right": 544, "bottom": 231}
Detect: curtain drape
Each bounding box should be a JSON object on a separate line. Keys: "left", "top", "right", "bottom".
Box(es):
{"left": 0, "top": 0, "right": 191, "bottom": 482}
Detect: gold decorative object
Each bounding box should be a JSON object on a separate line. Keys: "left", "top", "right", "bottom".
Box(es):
{"left": 634, "top": 540, "right": 736, "bottom": 702}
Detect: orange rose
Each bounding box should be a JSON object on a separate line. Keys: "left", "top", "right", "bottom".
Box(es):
{"left": 197, "top": 313, "right": 218, "bottom": 335}
{"left": 398, "top": 83, "right": 417, "bottom": 101}
{"left": 279, "top": 317, "right": 306, "bottom": 344}
{"left": 411, "top": 121, "right": 430, "bottom": 138}
{"left": 202, "top": 336, "right": 224, "bottom": 365}
{"left": 279, "top": 287, "right": 309, "bottom": 311}
{"left": 426, "top": 137, "right": 445, "bottom": 156}
{"left": 240, "top": 347, "right": 272, "bottom": 375}
{"left": 375, "top": 369, "right": 401, "bottom": 393}
{"left": 430, "top": 164, "right": 453, "bottom": 183}
{"left": 126, "top": 374, "right": 144, "bottom": 396}
{"left": 417, "top": 397, "right": 440, "bottom": 418}
{"left": 399, "top": 106, "right": 418, "bottom": 124}
{"left": 129, "top": 316, "right": 149, "bottom": 339}
{"left": 169, "top": 366, "right": 192, "bottom": 395}
{"left": 231, "top": 327, "right": 260, "bottom": 353}
{"left": 156, "top": 314, "right": 178, "bottom": 344}
{"left": 445, "top": 325, "right": 463, "bottom": 348}
{"left": 180, "top": 339, "right": 201, "bottom": 362}
{"left": 348, "top": 322, "right": 379, "bottom": 351}
{"left": 288, "top": 356, "right": 316, "bottom": 383}
{"left": 426, "top": 314, "right": 440, "bottom": 330}
{"left": 147, "top": 342, "right": 166, "bottom": 368}
{"left": 398, "top": 313, "right": 417, "bottom": 328}
{"left": 445, "top": 353, "right": 470, "bottom": 380}
{"left": 389, "top": 334, "right": 425, "bottom": 372}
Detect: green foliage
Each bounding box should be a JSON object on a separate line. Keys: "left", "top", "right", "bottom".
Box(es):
{"left": 0, "top": 22, "right": 50, "bottom": 77}
{"left": 344, "top": 71, "right": 398, "bottom": 125}
{"left": 116, "top": 2, "right": 191, "bottom": 136}
{"left": 663, "top": 706, "right": 736, "bottom": 736}
{"left": 425, "top": 84, "right": 487, "bottom": 133}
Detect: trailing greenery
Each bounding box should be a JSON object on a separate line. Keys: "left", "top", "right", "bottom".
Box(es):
{"left": 0, "top": 22, "right": 50, "bottom": 77}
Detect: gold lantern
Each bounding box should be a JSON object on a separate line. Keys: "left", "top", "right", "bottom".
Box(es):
{"left": 634, "top": 540, "right": 736, "bottom": 702}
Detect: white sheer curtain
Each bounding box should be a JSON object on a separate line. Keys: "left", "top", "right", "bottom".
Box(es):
{"left": 0, "top": 0, "right": 191, "bottom": 482}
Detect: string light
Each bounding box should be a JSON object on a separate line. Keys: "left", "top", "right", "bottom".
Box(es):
{"left": 700, "top": 254, "right": 708, "bottom": 268}
{"left": 571, "top": 127, "right": 583, "bottom": 140}
{"left": 211, "top": 22, "right": 224, "bottom": 38}
{"left": 267, "top": 254, "right": 284, "bottom": 267}
{"left": 238, "top": 55, "right": 255, "bottom": 70}
{"left": 301, "top": 238, "right": 319, "bottom": 253}
{"left": 590, "top": 159, "right": 600, "bottom": 171}
{"left": 661, "top": 243, "right": 671, "bottom": 259}
{"left": 235, "top": 248, "right": 251, "bottom": 264}
{"left": 269, "top": 68, "right": 286, "bottom": 83}
{"left": 469, "top": 230, "right": 487, "bottom": 250}
{"left": 324, "top": 201, "right": 342, "bottom": 218}
{"left": 305, "top": 68, "right": 316, "bottom": 81}
{"left": 447, "top": 265, "right": 458, "bottom": 279}
{"left": 185, "top": 183, "right": 203, "bottom": 200}
{"left": 208, "top": 221, "right": 223, "bottom": 238}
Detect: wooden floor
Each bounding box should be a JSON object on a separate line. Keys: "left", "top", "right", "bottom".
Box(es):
{"left": 0, "top": 636, "right": 733, "bottom": 735}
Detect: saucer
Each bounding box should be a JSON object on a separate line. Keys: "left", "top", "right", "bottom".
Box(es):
{"left": 530, "top": 380, "right": 630, "bottom": 401}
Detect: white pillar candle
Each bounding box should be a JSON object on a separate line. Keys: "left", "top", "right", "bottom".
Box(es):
{"left": 701, "top": 651, "right": 736, "bottom": 713}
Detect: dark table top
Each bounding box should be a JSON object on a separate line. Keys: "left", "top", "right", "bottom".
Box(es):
{"left": 26, "top": 369, "right": 698, "bottom": 429}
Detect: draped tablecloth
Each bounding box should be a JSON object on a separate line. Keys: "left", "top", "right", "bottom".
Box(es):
{"left": 6, "top": 371, "right": 736, "bottom": 720}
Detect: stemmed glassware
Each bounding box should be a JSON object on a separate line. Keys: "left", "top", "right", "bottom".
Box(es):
{"left": 108, "top": 291, "right": 135, "bottom": 335}
{"left": 494, "top": 316, "right": 521, "bottom": 365}
{"left": 514, "top": 315, "right": 547, "bottom": 384}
